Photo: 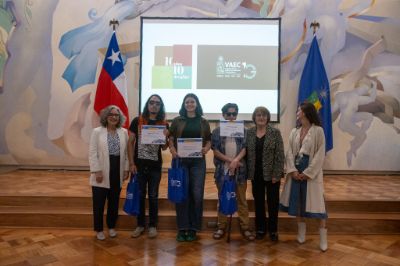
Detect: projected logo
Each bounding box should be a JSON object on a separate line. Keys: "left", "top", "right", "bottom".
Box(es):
{"left": 216, "top": 56, "right": 257, "bottom": 80}
{"left": 198, "top": 45, "right": 277, "bottom": 90}
{"left": 152, "top": 45, "right": 192, "bottom": 89}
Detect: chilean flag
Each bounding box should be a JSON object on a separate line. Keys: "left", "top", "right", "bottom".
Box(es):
{"left": 94, "top": 32, "right": 129, "bottom": 128}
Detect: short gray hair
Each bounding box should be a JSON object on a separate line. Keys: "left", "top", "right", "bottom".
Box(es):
{"left": 99, "top": 105, "right": 126, "bottom": 128}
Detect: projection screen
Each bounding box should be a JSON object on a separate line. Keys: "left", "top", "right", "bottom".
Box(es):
{"left": 140, "top": 17, "right": 281, "bottom": 121}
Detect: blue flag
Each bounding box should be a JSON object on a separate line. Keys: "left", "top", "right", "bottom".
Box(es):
{"left": 298, "top": 36, "right": 333, "bottom": 152}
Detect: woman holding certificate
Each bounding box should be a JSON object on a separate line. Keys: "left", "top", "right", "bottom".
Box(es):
{"left": 169, "top": 93, "right": 211, "bottom": 242}
{"left": 246, "top": 106, "right": 284, "bottom": 242}
{"left": 280, "top": 102, "right": 328, "bottom": 251}
{"left": 128, "top": 94, "right": 169, "bottom": 239}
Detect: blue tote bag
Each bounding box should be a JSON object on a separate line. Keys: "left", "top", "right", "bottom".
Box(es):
{"left": 168, "top": 158, "right": 188, "bottom": 203}
{"left": 123, "top": 173, "right": 140, "bottom": 216}
{"left": 219, "top": 176, "right": 238, "bottom": 215}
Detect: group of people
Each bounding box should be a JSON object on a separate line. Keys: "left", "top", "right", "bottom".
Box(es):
{"left": 88, "top": 93, "right": 329, "bottom": 251}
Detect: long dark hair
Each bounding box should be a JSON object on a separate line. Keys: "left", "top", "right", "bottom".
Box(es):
{"left": 179, "top": 93, "right": 203, "bottom": 117}
{"left": 300, "top": 102, "right": 321, "bottom": 126}
{"left": 142, "top": 94, "right": 166, "bottom": 121}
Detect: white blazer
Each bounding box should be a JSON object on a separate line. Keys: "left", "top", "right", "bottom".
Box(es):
{"left": 89, "top": 126, "right": 129, "bottom": 188}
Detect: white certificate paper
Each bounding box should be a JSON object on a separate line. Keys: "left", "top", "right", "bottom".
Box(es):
{"left": 177, "top": 138, "right": 203, "bottom": 158}
{"left": 220, "top": 120, "right": 244, "bottom": 138}
{"left": 140, "top": 125, "right": 166, "bottom": 144}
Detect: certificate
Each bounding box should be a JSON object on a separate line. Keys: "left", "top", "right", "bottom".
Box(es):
{"left": 140, "top": 125, "right": 166, "bottom": 144}
{"left": 177, "top": 138, "right": 203, "bottom": 158}
{"left": 220, "top": 120, "right": 244, "bottom": 138}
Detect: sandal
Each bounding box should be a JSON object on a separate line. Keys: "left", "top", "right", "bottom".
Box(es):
{"left": 242, "top": 230, "right": 255, "bottom": 241}
{"left": 213, "top": 229, "right": 225, "bottom": 240}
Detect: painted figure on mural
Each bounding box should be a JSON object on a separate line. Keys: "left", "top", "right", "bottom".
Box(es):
{"left": 332, "top": 80, "right": 377, "bottom": 166}
{"left": 0, "top": 0, "right": 17, "bottom": 92}
{"left": 330, "top": 38, "right": 396, "bottom": 167}
{"left": 59, "top": 0, "right": 169, "bottom": 91}
{"left": 0, "top": 0, "right": 61, "bottom": 158}
{"left": 0, "top": 0, "right": 399, "bottom": 172}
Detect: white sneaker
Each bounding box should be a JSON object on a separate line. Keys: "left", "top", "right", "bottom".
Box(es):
{"left": 96, "top": 231, "right": 106, "bottom": 241}
{"left": 131, "top": 227, "right": 145, "bottom": 238}
{"left": 148, "top": 227, "right": 158, "bottom": 238}
{"left": 109, "top": 229, "right": 117, "bottom": 238}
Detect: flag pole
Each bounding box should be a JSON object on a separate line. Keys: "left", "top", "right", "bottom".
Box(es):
{"left": 109, "top": 19, "right": 119, "bottom": 31}
{"left": 310, "top": 20, "right": 320, "bottom": 35}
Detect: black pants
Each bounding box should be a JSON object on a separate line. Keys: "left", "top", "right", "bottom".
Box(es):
{"left": 252, "top": 175, "right": 280, "bottom": 234}
{"left": 137, "top": 165, "right": 162, "bottom": 227}
{"left": 92, "top": 155, "right": 121, "bottom": 232}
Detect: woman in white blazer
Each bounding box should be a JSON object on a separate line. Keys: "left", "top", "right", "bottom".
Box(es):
{"left": 280, "top": 102, "right": 328, "bottom": 251}
{"left": 89, "top": 105, "right": 129, "bottom": 240}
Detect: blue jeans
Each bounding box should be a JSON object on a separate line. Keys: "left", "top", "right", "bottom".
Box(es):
{"left": 175, "top": 158, "right": 206, "bottom": 231}
{"left": 137, "top": 165, "right": 162, "bottom": 227}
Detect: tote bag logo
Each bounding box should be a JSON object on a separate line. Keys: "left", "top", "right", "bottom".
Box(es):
{"left": 152, "top": 45, "right": 192, "bottom": 89}
{"left": 171, "top": 179, "right": 181, "bottom": 187}
{"left": 226, "top": 191, "right": 236, "bottom": 200}
{"left": 126, "top": 193, "right": 133, "bottom": 200}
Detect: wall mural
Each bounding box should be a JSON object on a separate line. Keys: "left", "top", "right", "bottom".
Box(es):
{"left": 0, "top": 0, "right": 399, "bottom": 170}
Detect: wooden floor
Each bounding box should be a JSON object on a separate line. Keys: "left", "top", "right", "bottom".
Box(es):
{"left": 0, "top": 170, "right": 400, "bottom": 232}
{"left": 0, "top": 169, "right": 399, "bottom": 265}
{"left": 0, "top": 228, "right": 400, "bottom": 265}
{"left": 0, "top": 169, "right": 399, "bottom": 201}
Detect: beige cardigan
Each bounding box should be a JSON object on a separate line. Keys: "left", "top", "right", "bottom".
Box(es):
{"left": 89, "top": 127, "right": 129, "bottom": 188}
{"left": 280, "top": 125, "right": 327, "bottom": 215}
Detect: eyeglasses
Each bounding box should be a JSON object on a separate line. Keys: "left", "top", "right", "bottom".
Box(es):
{"left": 108, "top": 113, "right": 119, "bottom": 118}
{"left": 149, "top": 100, "right": 161, "bottom": 106}
{"left": 225, "top": 112, "right": 238, "bottom": 117}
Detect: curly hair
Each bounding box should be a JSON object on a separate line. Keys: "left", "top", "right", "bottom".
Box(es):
{"left": 99, "top": 105, "right": 126, "bottom": 128}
